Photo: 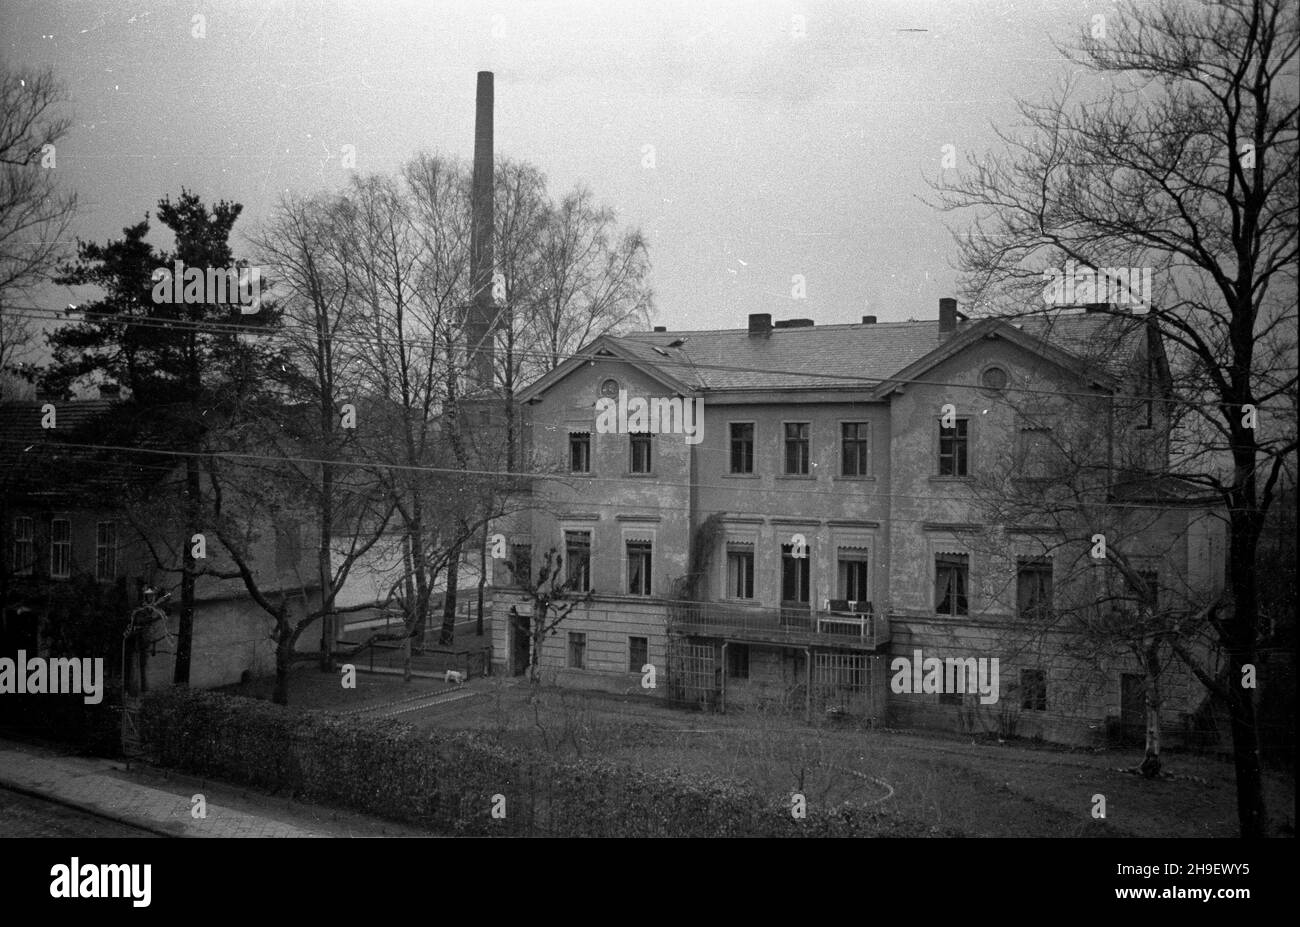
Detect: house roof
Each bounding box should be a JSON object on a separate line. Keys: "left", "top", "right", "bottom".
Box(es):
{"left": 0, "top": 399, "right": 167, "bottom": 507}
{"left": 616, "top": 321, "right": 944, "bottom": 391}
{"left": 521, "top": 309, "right": 1154, "bottom": 398}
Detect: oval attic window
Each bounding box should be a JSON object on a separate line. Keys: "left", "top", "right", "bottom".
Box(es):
{"left": 981, "top": 366, "right": 1009, "bottom": 391}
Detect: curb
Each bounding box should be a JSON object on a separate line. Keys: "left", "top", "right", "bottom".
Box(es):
{"left": 0, "top": 775, "right": 180, "bottom": 838}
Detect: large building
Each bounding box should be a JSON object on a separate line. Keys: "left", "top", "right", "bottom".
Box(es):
{"left": 489, "top": 300, "right": 1227, "bottom": 746}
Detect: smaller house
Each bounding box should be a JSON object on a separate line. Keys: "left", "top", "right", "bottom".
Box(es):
{"left": 0, "top": 394, "right": 315, "bottom": 689}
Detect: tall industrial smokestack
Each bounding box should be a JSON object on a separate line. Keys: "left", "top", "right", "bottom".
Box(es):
{"left": 468, "top": 70, "right": 495, "bottom": 390}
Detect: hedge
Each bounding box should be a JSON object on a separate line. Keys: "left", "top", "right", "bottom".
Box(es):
{"left": 140, "top": 688, "right": 942, "bottom": 837}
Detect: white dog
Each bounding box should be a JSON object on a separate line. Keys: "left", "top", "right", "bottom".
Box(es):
{"left": 444, "top": 670, "right": 466, "bottom": 685}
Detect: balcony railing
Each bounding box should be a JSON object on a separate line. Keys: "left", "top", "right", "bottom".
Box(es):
{"left": 667, "top": 599, "right": 889, "bottom": 650}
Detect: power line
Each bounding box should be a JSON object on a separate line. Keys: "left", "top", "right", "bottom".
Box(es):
{"left": 0, "top": 435, "right": 1242, "bottom": 515}
{"left": 4, "top": 302, "right": 1287, "bottom": 411}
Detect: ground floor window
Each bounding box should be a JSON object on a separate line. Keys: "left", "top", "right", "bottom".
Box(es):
{"left": 568, "top": 631, "right": 587, "bottom": 669}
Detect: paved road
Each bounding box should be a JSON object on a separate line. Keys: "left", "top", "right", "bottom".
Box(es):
{"left": 0, "top": 786, "right": 158, "bottom": 838}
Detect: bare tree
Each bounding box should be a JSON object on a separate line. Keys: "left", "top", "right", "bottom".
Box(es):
{"left": 962, "top": 349, "right": 1226, "bottom": 778}
{"left": 0, "top": 66, "right": 77, "bottom": 396}
{"left": 506, "top": 547, "right": 594, "bottom": 686}
{"left": 247, "top": 190, "right": 401, "bottom": 683}
{"left": 523, "top": 184, "right": 654, "bottom": 377}
{"left": 933, "top": 0, "right": 1298, "bottom": 835}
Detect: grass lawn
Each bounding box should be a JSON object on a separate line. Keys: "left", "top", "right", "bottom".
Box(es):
{"left": 229, "top": 665, "right": 1296, "bottom": 838}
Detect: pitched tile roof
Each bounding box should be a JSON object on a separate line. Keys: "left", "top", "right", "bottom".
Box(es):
{"left": 617, "top": 321, "right": 946, "bottom": 391}
{"left": 610, "top": 310, "right": 1152, "bottom": 392}
{"left": 0, "top": 399, "right": 159, "bottom": 506}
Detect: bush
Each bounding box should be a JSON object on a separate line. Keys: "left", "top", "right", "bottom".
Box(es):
{"left": 140, "top": 688, "right": 940, "bottom": 836}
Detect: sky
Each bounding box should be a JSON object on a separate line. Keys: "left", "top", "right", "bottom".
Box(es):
{"left": 2, "top": 0, "right": 1120, "bottom": 333}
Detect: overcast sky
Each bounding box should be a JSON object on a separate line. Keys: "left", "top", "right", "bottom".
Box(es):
{"left": 3, "top": 0, "right": 1117, "bottom": 331}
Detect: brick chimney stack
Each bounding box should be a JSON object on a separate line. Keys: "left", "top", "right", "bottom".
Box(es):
{"left": 939, "top": 298, "right": 959, "bottom": 334}
{"left": 748, "top": 313, "right": 772, "bottom": 337}
{"left": 467, "top": 71, "right": 495, "bottom": 390}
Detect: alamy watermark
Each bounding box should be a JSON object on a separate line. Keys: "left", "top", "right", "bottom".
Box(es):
{"left": 0, "top": 651, "right": 104, "bottom": 704}
{"left": 50, "top": 858, "right": 151, "bottom": 907}
{"left": 890, "top": 649, "right": 1000, "bottom": 704}
{"left": 1042, "top": 261, "right": 1151, "bottom": 309}
{"left": 594, "top": 390, "right": 704, "bottom": 445}
{"left": 151, "top": 260, "right": 263, "bottom": 313}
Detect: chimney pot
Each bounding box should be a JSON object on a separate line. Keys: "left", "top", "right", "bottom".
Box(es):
{"left": 861, "top": 315, "right": 877, "bottom": 324}
{"left": 748, "top": 313, "right": 772, "bottom": 336}
{"left": 653, "top": 325, "right": 666, "bottom": 332}
{"left": 939, "top": 298, "right": 958, "bottom": 333}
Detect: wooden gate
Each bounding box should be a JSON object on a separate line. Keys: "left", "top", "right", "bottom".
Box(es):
{"left": 667, "top": 639, "right": 720, "bottom": 710}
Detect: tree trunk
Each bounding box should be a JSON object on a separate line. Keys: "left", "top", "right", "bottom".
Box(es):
{"left": 1227, "top": 687, "right": 1266, "bottom": 837}
{"left": 477, "top": 537, "right": 486, "bottom": 637}
{"left": 1226, "top": 498, "right": 1268, "bottom": 836}
{"left": 1139, "top": 690, "right": 1161, "bottom": 779}
{"left": 1137, "top": 642, "right": 1162, "bottom": 779}
{"left": 272, "top": 612, "right": 296, "bottom": 705}
{"left": 173, "top": 455, "right": 201, "bottom": 686}
{"left": 440, "top": 537, "right": 461, "bottom": 645}
{"left": 318, "top": 459, "right": 336, "bottom": 671}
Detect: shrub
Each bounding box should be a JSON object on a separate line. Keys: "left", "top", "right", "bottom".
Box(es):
{"left": 140, "top": 688, "right": 941, "bottom": 836}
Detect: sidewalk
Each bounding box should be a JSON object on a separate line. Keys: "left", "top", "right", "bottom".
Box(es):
{"left": 0, "top": 738, "right": 438, "bottom": 838}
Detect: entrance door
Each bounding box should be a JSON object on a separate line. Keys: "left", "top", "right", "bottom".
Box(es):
{"left": 511, "top": 609, "right": 530, "bottom": 676}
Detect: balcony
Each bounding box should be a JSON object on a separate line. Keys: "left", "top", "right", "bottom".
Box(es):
{"left": 667, "top": 599, "right": 890, "bottom": 651}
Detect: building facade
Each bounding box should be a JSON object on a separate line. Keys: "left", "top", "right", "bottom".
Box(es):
{"left": 489, "top": 301, "right": 1227, "bottom": 745}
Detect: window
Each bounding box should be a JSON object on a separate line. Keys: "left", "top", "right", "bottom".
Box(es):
{"left": 50, "top": 517, "right": 71, "bottom": 579}
{"left": 1136, "top": 569, "right": 1160, "bottom": 612}
{"left": 981, "top": 366, "right": 1009, "bottom": 391}
{"left": 934, "top": 553, "right": 968, "bottom": 616}
{"left": 1020, "top": 669, "right": 1047, "bottom": 711}
{"left": 509, "top": 542, "right": 532, "bottom": 587}
{"left": 1017, "top": 415, "right": 1060, "bottom": 478}
{"left": 727, "top": 643, "right": 750, "bottom": 679}
{"left": 12, "top": 516, "right": 34, "bottom": 576}
{"left": 629, "top": 432, "right": 653, "bottom": 473}
{"left": 95, "top": 521, "right": 118, "bottom": 582}
{"left": 564, "top": 530, "right": 591, "bottom": 592}
{"left": 837, "top": 551, "right": 869, "bottom": 603}
{"left": 781, "top": 543, "right": 811, "bottom": 604}
{"left": 726, "top": 544, "right": 754, "bottom": 599}
{"left": 784, "top": 422, "right": 810, "bottom": 475}
{"left": 626, "top": 540, "right": 652, "bottom": 595}
{"left": 1016, "top": 558, "right": 1053, "bottom": 620}
{"left": 275, "top": 520, "right": 302, "bottom": 575}
{"left": 729, "top": 422, "right": 755, "bottom": 474}
{"left": 1139, "top": 353, "right": 1156, "bottom": 428}
{"left": 939, "top": 419, "right": 969, "bottom": 476}
{"left": 568, "top": 632, "right": 586, "bottom": 669}
{"left": 569, "top": 432, "right": 590, "bottom": 473}
{"left": 628, "top": 636, "right": 648, "bottom": 673}
{"left": 841, "top": 422, "right": 869, "bottom": 476}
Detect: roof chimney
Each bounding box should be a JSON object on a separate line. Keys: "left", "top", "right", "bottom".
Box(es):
{"left": 98, "top": 383, "right": 121, "bottom": 399}
{"left": 861, "top": 315, "right": 877, "bottom": 324}
{"left": 773, "top": 318, "right": 814, "bottom": 329}
{"left": 939, "top": 298, "right": 959, "bottom": 334}
{"left": 653, "top": 325, "right": 667, "bottom": 332}
{"left": 467, "top": 70, "right": 495, "bottom": 389}
{"left": 748, "top": 313, "right": 772, "bottom": 337}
